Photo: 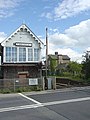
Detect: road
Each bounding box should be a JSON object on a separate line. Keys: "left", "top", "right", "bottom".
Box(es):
{"left": 0, "top": 86, "right": 90, "bottom": 120}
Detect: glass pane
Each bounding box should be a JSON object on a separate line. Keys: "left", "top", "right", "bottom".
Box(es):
{"left": 19, "top": 48, "right": 26, "bottom": 61}
{"left": 0, "top": 56, "right": 1, "bottom": 65}
{"left": 12, "top": 47, "right": 17, "bottom": 62}
{"left": 6, "top": 47, "right": 11, "bottom": 62}
{"left": 6, "top": 47, "right": 17, "bottom": 62}
{"left": 28, "top": 48, "right": 33, "bottom": 61}
{"left": 34, "top": 48, "right": 39, "bottom": 61}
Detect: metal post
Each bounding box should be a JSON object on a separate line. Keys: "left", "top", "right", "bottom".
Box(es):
{"left": 14, "top": 79, "right": 15, "bottom": 92}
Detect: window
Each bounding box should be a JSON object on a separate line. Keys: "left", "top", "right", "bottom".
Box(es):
{"left": 28, "top": 48, "right": 33, "bottom": 61}
{"left": 19, "top": 48, "right": 26, "bottom": 61}
{"left": 0, "top": 56, "right": 1, "bottom": 65}
{"left": 12, "top": 47, "right": 17, "bottom": 62}
{"left": 6, "top": 47, "right": 11, "bottom": 62}
{"left": 5, "top": 47, "right": 40, "bottom": 62}
{"left": 34, "top": 48, "right": 39, "bottom": 61}
{"left": 6, "top": 47, "right": 17, "bottom": 62}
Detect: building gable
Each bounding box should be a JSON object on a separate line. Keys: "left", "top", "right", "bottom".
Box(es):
{"left": 1, "top": 24, "right": 44, "bottom": 63}
{"left": 1, "top": 24, "right": 44, "bottom": 48}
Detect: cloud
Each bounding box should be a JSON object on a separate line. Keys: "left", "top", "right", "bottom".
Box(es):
{"left": 0, "top": 0, "right": 20, "bottom": 9}
{"left": 0, "top": 32, "right": 7, "bottom": 43}
{"left": 48, "top": 19, "right": 90, "bottom": 63}
{"left": 0, "top": 10, "right": 14, "bottom": 18}
{"left": 43, "top": 0, "right": 90, "bottom": 20}
{"left": 49, "top": 19, "right": 90, "bottom": 48}
{"left": 64, "top": 19, "right": 90, "bottom": 47}
{"left": 0, "top": 0, "right": 24, "bottom": 18}
{"left": 86, "top": 47, "right": 90, "bottom": 51}
{"left": 49, "top": 33, "right": 78, "bottom": 46}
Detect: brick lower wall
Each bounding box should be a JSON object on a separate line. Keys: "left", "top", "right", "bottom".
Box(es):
{"left": 3, "top": 65, "right": 40, "bottom": 79}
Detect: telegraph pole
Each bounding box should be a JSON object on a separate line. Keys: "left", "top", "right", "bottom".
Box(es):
{"left": 46, "top": 28, "right": 48, "bottom": 79}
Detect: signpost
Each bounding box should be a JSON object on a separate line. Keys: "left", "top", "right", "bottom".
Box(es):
{"left": 29, "top": 78, "right": 38, "bottom": 85}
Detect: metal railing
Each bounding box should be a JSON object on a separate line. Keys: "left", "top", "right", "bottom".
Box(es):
{"left": 0, "top": 78, "right": 43, "bottom": 93}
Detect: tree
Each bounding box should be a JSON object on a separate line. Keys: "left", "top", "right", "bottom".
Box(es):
{"left": 82, "top": 51, "right": 90, "bottom": 79}
{"left": 48, "top": 55, "right": 58, "bottom": 75}
{"left": 67, "top": 61, "right": 82, "bottom": 77}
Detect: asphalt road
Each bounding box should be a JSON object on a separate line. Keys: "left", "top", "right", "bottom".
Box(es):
{"left": 0, "top": 86, "right": 90, "bottom": 120}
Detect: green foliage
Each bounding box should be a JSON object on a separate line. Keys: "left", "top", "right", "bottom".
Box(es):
{"left": 63, "top": 72, "right": 72, "bottom": 77}
{"left": 82, "top": 60, "right": 90, "bottom": 80}
{"left": 54, "top": 61, "right": 83, "bottom": 81}
{"left": 0, "top": 86, "right": 42, "bottom": 94}
{"left": 1, "top": 88, "right": 11, "bottom": 94}
{"left": 50, "top": 59, "right": 84, "bottom": 80}
{"left": 15, "top": 86, "right": 42, "bottom": 92}
{"left": 50, "top": 59, "right": 57, "bottom": 75}
{"left": 85, "top": 78, "right": 90, "bottom": 84}
{"left": 82, "top": 51, "right": 90, "bottom": 80}
{"left": 15, "top": 87, "right": 31, "bottom": 92}
{"left": 67, "top": 61, "right": 82, "bottom": 76}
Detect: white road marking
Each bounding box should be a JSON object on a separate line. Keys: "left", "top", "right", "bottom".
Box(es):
{"left": 43, "top": 97, "right": 90, "bottom": 106}
{"left": 18, "top": 93, "right": 41, "bottom": 104}
{"left": 0, "top": 104, "right": 43, "bottom": 113}
{"left": 0, "top": 96, "right": 90, "bottom": 113}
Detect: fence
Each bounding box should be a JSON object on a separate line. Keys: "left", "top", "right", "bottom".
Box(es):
{"left": 0, "top": 78, "right": 43, "bottom": 93}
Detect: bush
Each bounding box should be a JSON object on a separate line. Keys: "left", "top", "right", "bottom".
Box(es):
{"left": 15, "top": 86, "right": 42, "bottom": 93}
{"left": 85, "top": 78, "right": 90, "bottom": 84}
{"left": 15, "top": 87, "right": 31, "bottom": 92}
{"left": 63, "top": 72, "right": 72, "bottom": 77}
{"left": 2, "top": 88, "right": 11, "bottom": 94}
{"left": 0, "top": 85, "right": 43, "bottom": 94}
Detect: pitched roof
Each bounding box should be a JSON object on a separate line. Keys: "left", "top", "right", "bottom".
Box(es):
{"left": 1, "top": 24, "right": 44, "bottom": 46}
{"left": 62, "top": 55, "right": 70, "bottom": 60}
{"left": 48, "top": 54, "right": 70, "bottom": 60}
{"left": 48, "top": 55, "right": 58, "bottom": 60}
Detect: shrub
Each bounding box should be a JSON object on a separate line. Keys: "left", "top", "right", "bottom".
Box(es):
{"left": 2, "top": 88, "right": 11, "bottom": 94}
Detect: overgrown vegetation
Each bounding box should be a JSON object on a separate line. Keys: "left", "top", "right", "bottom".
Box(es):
{"left": 0, "top": 85, "right": 42, "bottom": 94}
{"left": 82, "top": 51, "right": 90, "bottom": 83}
{"left": 48, "top": 55, "right": 90, "bottom": 84}
{"left": 49, "top": 56, "right": 58, "bottom": 75}
{"left": 49, "top": 61, "right": 83, "bottom": 80}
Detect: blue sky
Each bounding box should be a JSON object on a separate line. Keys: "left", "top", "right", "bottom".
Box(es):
{"left": 0, "top": 0, "right": 90, "bottom": 62}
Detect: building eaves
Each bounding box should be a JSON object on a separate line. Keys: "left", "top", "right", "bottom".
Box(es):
{"left": 1, "top": 24, "right": 44, "bottom": 46}
{"left": 62, "top": 55, "right": 70, "bottom": 60}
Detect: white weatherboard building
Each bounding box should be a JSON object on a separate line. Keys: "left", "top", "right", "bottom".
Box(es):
{"left": 0, "top": 24, "right": 44, "bottom": 79}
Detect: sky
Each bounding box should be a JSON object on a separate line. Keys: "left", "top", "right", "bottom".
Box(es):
{"left": 0, "top": 0, "right": 90, "bottom": 63}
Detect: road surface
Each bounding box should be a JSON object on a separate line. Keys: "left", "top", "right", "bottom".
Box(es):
{"left": 0, "top": 86, "right": 90, "bottom": 120}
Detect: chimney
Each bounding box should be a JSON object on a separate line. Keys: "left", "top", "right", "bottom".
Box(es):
{"left": 55, "top": 52, "right": 58, "bottom": 55}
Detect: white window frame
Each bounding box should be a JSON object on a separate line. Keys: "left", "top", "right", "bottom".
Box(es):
{"left": 5, "top": 47, "right": 17, "bottom": 63}
{"left": 28, "top": 48, "right": 33, "bottom": 61}
{"left": 19, "top": 47, "right": 26, "bottom": 62}
{"left": 4, "top": 46, "right": 40, "bottom": 63}
{"left": 34, "top": 48, "right": 39, "bottom": 61}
